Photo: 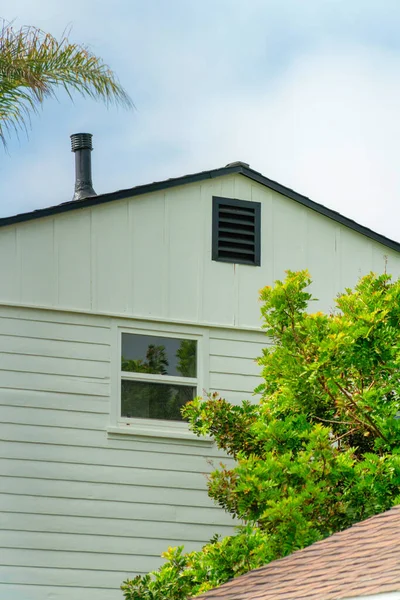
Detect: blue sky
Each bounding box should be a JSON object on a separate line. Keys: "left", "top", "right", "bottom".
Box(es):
{"left": 3, "top": 1, "right": 400, "bottom": 240}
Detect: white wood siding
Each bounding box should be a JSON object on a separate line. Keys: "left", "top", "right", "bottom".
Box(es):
{"left": 1, "top": 171, "right": 400, "bottom": 598}
{"left": 209, "top": 328, "right": 268, "bottom": 404}
{"left": 0, "top": 306, "right": 265, "bottom": 600}
{"left": 2, "top": 174, "right": 399, "bottom": 328}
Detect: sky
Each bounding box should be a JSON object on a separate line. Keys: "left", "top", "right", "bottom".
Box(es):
{"left": 2, "top": 0, "right": 400, "bottom": 241}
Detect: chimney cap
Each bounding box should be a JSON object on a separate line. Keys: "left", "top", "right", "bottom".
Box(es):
{"left": 70, "top": 132, "right": 93, "bottom": 152}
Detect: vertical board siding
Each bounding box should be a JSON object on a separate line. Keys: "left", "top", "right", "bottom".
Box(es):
{"left": 130, "top": 192, "right": 166, "bottom": 318}
{"left": 304, "top": 210, "right": 338, "bottom": 311}
{"left": 0, "top": 306, "right": 269, "bottom": 599}
{"left": 271, "top": 192, "right": 309, "bottom": 278}
{"left": 56, "top": 211, "right": 92, "bottom": 310}
{"left": 236, "top": 184, "right": 273, "bottom": 328}
{"left": 1, "top": 174, "right": 400, "bottom": 326}
{"left": 92, "top": 201, "right": 131, "bottom": 314}
{"left": 18, "top": 219, "right": 56, "bottom": 307}
{"left": 201, "top": 177, "right": 237, "bottom": 326}
{"left": 167, "top": 186, "right": 203, "bottom": 322}
{"left": 0, "top": 227, "right": 18, "bottom": 302}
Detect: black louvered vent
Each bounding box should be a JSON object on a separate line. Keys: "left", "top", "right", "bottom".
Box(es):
{"left": 212, "top": 197, "right": 261, "bottom": 265}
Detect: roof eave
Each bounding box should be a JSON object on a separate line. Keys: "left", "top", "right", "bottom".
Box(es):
{"left": 1, "top": 163, "right": 399, "bottom": 254}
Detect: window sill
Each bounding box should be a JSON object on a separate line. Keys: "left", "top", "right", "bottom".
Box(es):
{"left": 107, "top": 423, "right": 214, "bottom": 445}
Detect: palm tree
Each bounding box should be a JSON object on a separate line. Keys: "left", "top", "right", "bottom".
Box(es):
{"left": 0, "top": 21, "right": 133, "bottom": 145}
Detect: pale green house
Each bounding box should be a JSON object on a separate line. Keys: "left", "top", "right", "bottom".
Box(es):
{"left": 1, "top": 136, "right": 400, "bottom": 599}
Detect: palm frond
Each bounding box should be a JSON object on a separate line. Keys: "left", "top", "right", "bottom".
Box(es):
{"left": 0, "top": 21, "right": 133, "bottom": 146}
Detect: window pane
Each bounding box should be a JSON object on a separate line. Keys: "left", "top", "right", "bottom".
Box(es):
{"left": 121, "top": 334, "right": 197, "bottom": 377}
{"left": 121, "top": 380, "right": 196, "bottom": 421}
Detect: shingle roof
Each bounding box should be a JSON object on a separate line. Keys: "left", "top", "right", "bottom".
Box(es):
{"left": 196, "top": 506, "right": 400, "bottom": 600}
{"left": 1, "top": 163, "right": 400, "bottom": 253}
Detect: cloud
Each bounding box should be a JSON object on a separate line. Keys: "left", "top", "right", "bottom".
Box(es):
{"left": 111, "top": 42, "right": 400, "bottom": 241}
{"left": 2, "top": 1, "right": 400, "bottom": 244}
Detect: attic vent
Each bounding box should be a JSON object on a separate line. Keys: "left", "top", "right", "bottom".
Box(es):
{"left": 212, "top": 196, "right": 261, "bottom": 266}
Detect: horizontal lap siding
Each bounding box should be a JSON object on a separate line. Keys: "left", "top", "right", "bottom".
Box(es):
{"left": 0, "top": 584, "right": 128, "bottom": 600}
{"left": 0, "top": 566, "right": 138, "bottom": 592}
{"left": 1, "top": 548, "right": 162, "bottom": 574}
{"left": 1, "top": 512, "right": 233, "bottom": 545}
{"left": 0, "top": 494, "right": 232, "bottom": 526}
{"left": 2, "top": 476, "right": 221, "bottom": 508}
{"left": 0, "top": 307, "right": 236, "bottom": 600}
{"left": 209, "top": 329, "right": 269, "bottom": 404}
{"left": 0, "top": 458, "right": 211, "bottom": 490}
{"left": 0, "top": 371, "right": 109, "bottom": 396}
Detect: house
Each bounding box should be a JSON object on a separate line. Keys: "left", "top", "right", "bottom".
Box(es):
{"left": 195, "top": 505, "right": 400, "bottom": 600}
{"left": 1, "top": 133, "right": 400, "bottom": 600}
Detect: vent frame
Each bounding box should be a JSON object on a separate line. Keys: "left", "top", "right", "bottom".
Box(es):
{"left": 212, "top": 196, "right": 261, "bottom": 266}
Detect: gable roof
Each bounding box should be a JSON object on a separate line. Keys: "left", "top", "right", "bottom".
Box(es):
{"left": 196, "top": 506, "right": 400, "bottom": 600}
{"left": 1, "top": 162, "right": 400, "bottom": 254}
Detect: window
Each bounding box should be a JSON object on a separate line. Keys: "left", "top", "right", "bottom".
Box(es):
{"left": 120, "top": 332, "right": 198, "bottom": 422}
{"left": 212, "top": 196, "right": 261, "bottom": 266}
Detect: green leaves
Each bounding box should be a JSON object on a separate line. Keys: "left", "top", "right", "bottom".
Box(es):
{"left": 121, "top": 529, "right": 276, "bottom": 600}
{"left": 123, "top": 271, "right": 400, "bottom": 600}
{"left": 256, "top": 271, "right": 400, "bottom": 450}
{"left": 0, "top": 21, "right": 133, "bottom": 145}
{"left": 182, "top": 395, "right": 263, "bottom": 459}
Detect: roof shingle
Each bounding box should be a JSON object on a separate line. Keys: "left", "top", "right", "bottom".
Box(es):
{"left": 196, "top": 506, "right": 400, "bottom": 600}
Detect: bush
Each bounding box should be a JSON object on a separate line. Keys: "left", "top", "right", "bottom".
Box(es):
{"left": 122, "top": 271, "right": 400, "bottom": 600}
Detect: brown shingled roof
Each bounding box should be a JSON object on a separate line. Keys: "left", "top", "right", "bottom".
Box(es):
{"left": 197, "top": 506, "right": 400, "bottom": 600}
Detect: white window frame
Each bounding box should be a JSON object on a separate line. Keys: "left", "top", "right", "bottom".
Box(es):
{"left": 108, "top": 320, "right": 211, "bottom": 442}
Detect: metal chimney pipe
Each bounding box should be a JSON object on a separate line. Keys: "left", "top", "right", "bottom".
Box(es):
{"left": 70, "top": 133, "right": 96, "bottom": 201}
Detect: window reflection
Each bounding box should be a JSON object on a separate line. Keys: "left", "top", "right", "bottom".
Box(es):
{"left": 121, "top": 334, "right": 197, "bottom": 378}
{"left": 121, "top": 380, "right": 195, "bottom": 421}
